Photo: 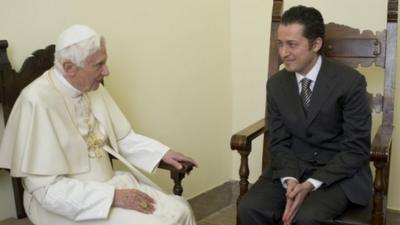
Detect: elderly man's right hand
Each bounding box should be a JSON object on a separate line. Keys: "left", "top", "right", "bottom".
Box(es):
{"left": 113, "top": 189, "right": 155, "bottom": 214}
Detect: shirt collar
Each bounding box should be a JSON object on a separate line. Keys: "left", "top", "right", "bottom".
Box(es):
{"left": 295, "top": 55, "right": 322, "bottom": 84}
{"left": 52, "top": 67, "right": 82, "bottom": 98}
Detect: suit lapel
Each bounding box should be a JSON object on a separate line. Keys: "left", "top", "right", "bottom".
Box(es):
{"left": 306, "top": 58, "right": 337, "bottom": 126}
{"left": 283, "top": 72, "right": 307, "bottom": 123}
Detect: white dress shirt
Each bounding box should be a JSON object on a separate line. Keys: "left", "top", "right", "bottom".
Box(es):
{"left": 281, "top": 56, "right": 323, "bottom": 191}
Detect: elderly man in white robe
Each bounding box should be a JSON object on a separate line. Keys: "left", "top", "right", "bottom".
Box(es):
{"left": 0, "top": 25, "right": 197, "bottom": 225}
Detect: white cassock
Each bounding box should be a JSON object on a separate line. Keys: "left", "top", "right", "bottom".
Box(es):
{"left": 0, "top": 68, "right": 196, "bottom": 225}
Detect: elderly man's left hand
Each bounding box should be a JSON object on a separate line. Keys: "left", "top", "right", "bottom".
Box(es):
{"left": 162, "top": 150, "right": 197, "bottom": 170}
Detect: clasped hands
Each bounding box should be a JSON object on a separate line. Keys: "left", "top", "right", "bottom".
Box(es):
{"left": 282, "top": 180, "right": 314, "bottom": 225}
{"left": 113, "top": 150, "right": 197, "bottom": 214}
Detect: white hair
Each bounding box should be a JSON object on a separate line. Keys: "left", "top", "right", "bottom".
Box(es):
{"left": 54, "top": 35, "right": 105, "bottom": 73}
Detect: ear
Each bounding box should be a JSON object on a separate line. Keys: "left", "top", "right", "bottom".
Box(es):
{"left": 62, "top": 61, "right": 78, "bottom": 78}
{"left": 312, "top": 37, "right": 323, "bottom": 53}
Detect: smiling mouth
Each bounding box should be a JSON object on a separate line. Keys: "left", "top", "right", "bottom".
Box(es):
{"left": 284, "top": 60, "right": 294, "bottom": 65}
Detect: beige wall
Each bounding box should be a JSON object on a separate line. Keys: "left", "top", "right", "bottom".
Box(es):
{"left": 0, "top": 0, "right": 399, "bottom": 221}
{"left": 0, "top": 106, "right": 16, "bottom": 220}
{"left": 230, "top": 0, "right": 272, "bottom": 186}
{"left": 0, "top": 0, "right": 232, "bottom": 220}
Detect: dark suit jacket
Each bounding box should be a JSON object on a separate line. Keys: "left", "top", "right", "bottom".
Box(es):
{"left": 265, "top": 56, "right": 372, "bottom": 206}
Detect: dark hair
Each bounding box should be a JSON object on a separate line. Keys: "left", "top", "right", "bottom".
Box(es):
{"left": 281, "top": 5, "right": 325, "bottom": 42}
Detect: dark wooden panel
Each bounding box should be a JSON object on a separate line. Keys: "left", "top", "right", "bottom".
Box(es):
{"left": 324, "top": 39, "right": 381, "bottom": 58}
{"left": 323, "top": 23, "right": 386, "bottom": 68}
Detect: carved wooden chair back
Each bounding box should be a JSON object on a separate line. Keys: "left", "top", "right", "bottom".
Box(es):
{"left": 0, "top": 41, "right": 55, "bottom": 218}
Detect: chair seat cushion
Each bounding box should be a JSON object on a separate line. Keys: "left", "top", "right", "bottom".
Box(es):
{"left": 333, "top": 197, "right": 386, "bottom": 225}
{"left": 335, "top": 205, "right": 370, "bottom": 225}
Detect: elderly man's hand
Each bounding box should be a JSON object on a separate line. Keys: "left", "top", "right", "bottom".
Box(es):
{"left": 162, "top": 150, "right": 197, "bottom": 170}
{"left": 113, "top": 189, "right": 155, "bottom": 214}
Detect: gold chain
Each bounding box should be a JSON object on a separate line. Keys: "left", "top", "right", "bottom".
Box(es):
{"left": 47, "top": 71, "right": 106, "bottom": 159}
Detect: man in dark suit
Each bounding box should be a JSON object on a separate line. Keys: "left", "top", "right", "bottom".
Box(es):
{"left": 238, "top": 5, "right": 372, "bottom": 225}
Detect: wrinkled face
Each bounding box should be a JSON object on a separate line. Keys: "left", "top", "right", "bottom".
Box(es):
{"left": 64, "top": 47, "right": 109, "bottom": 92}
{"left": 277, "top": 23, "right": 322, "bottom": 75}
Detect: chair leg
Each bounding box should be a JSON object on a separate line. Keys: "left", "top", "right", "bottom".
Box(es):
{"left": 12, "top": 177, "right": 26, "bottom": 218}
{"left": 170, "top": 171, "right": 186, "bottom": 196}
{"left": 236, "top": 199, "right": 242, "bottom": 225}
{"left": 238, "top": 150, "right": 250, "bottom": 197}
{"left": 237, "top": 150, "right": 250, "bottom": 225}
{"left": 371, "top": 161, "right": 386, "bottom": 225}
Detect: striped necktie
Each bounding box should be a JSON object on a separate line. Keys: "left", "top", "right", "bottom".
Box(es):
{"left": 300, "top": 78, "right": 312, "bottom": 111}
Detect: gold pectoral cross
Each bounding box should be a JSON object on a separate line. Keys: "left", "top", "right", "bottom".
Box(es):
{"left": 86, "top": 131, "right": 106, "bottom": 158}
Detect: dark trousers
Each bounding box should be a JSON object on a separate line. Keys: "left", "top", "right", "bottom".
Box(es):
{"left": 238, "top": 175, "right": 349, "bottom": 225}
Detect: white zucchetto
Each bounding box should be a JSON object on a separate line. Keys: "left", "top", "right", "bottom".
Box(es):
{"left": 56, "top": 24, "right": 98, "bottom": 51}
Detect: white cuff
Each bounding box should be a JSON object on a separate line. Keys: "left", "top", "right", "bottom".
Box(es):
{"left": 306, "top": 178, "right": 323, "bottom": 191}
{"left": 280, "top": 177, "right": 298, "bottom": 189}
{"left": 118, "top": 130, "right": 169, "bottom": 173}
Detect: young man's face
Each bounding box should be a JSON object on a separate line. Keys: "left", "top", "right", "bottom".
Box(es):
{"left": 277, "top": 23, "right": 322, "bottom": 75}
{"left": 65, "top": 47, "right": 110, "bottom": 92}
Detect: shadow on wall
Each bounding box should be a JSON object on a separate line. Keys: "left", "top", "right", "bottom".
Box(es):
{"left": 0, "top": 104, "right": 3, "bottom": 141}
{"left": 0, "top": 104, "right": 17, "bottom": 220}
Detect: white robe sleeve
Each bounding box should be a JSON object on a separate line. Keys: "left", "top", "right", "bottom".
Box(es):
{"left": 118, "top": 131, "right": 169, "bottom": 173}
{"left": 23, "top": 175, "right": 115, "bottom": 221}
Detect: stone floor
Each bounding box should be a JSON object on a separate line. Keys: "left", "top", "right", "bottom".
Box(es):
{"left": 197, "top": 204, "right": 400, "bottom": 225}
{"left": 387, "top": 209, "right": 400, "bottom": 225}
{"left": 198, "top": 204, "right": 236, "bottom": 225}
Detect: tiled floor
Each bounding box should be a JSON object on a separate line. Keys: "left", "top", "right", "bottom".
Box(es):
{"left": 387, "top": 209, "right": 400, "bottom": 225}
{"left": 198, "top": 204, "right": 236, "bottom": 225}
{"left": 198, "top": 204, "right": 400, "bottom": 225}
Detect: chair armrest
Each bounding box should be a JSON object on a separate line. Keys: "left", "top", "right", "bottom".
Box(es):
{"left": 230, "top": 118, "right": 267, "bottom": 200}
{"left": 369, "top": 124, "right": 392, "bottom": 224}
{"left": 158, "top": 161, "right": 195, "bottom": 196}
{"left": 370, "top": 125, "right": 393, "bottom": 162}
{"left": 158, "top": 161, "right": 194, "bottom": 174}
{"left": 230, "top": 118, "right": 266, "bottom": 152}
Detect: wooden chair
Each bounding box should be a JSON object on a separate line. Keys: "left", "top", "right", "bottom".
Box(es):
{"left": 230, "top": 1, "right": 397, "bottom": 225}
{"left": 0, "top": 40, "right": 194, "bottom": 221}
